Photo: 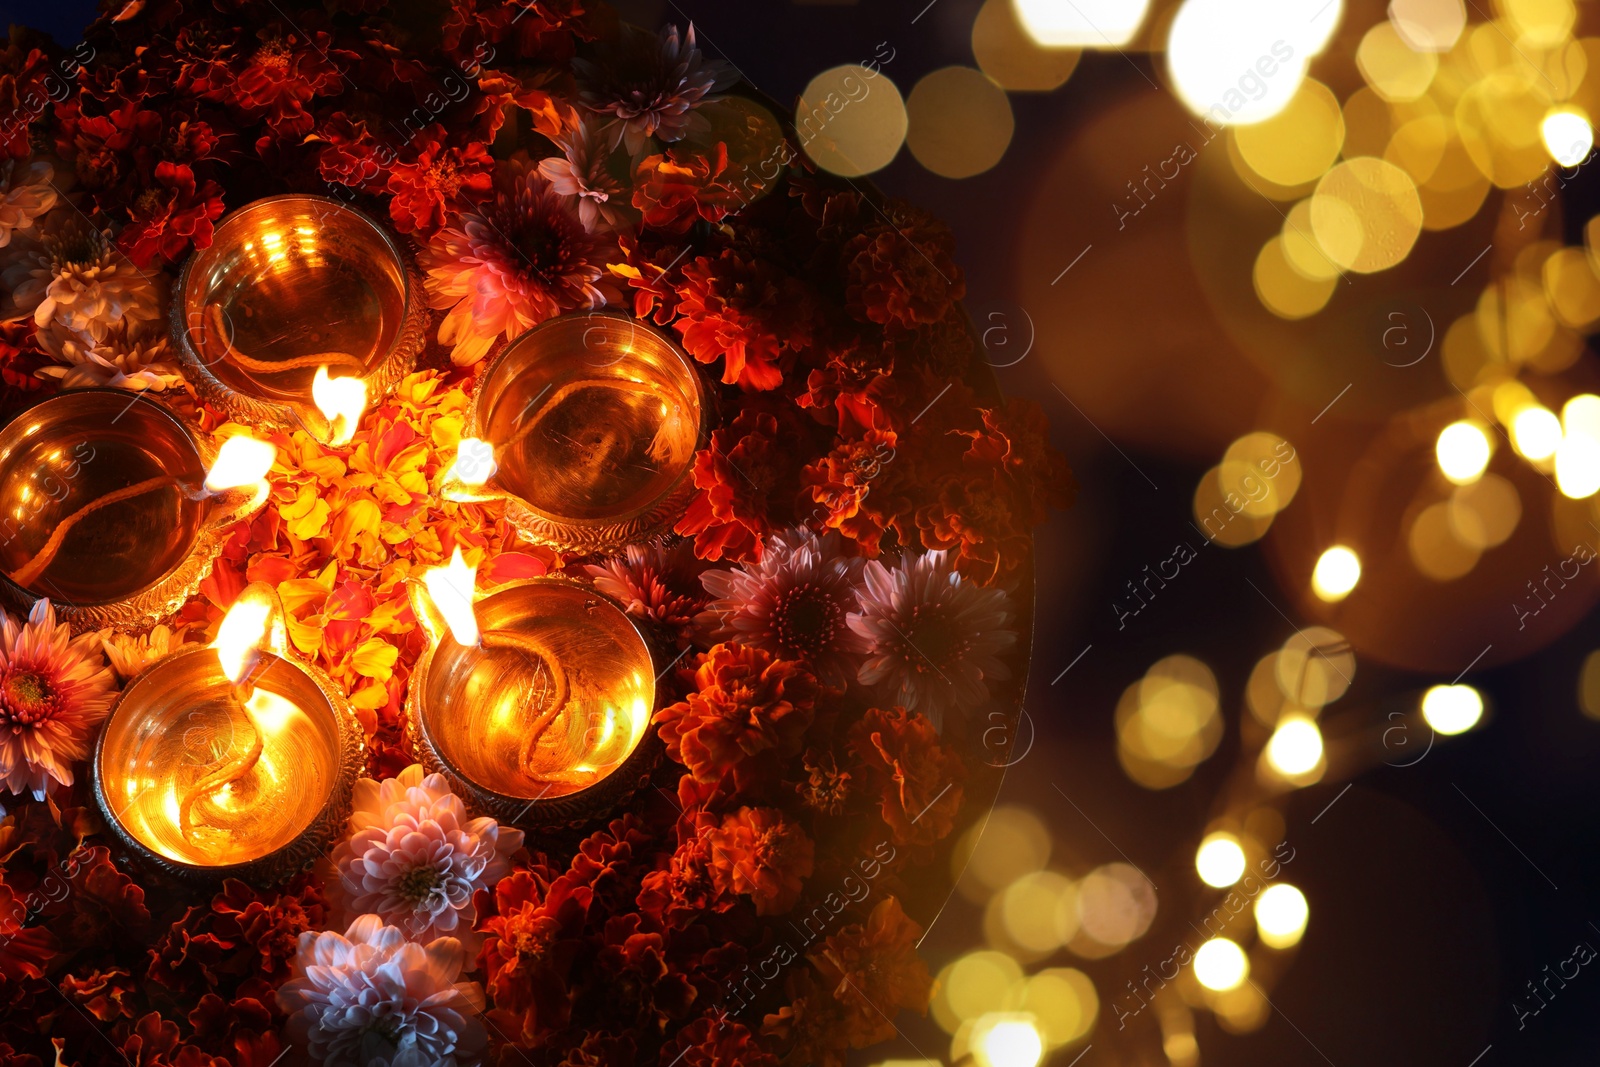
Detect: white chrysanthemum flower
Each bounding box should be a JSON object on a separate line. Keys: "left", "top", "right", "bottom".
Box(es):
{"left": 1, "top": 218, "right": 181, "bottom": 391}
{"left": 0, "top": 159, "right": 58, "bottom": 248}
{"left": 278, "top": 914, "right": 488, "bottom": 1067}
{"left": 698, "top": 527, "right": 869, "bottom": 689}
{"left": 330, "top": 765, "right": 523, "bottom": 953}
{"left": 846, "top": 549, "right": 1017, "bottom": 732}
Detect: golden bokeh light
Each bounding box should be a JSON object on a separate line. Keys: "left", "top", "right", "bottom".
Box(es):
{"left": 1579, "top": 650, "right": 1600, "bottom": 720}
{"left": 1017, "top": 969, "right": 1097, "bottom": 1048}
{"left": 1166, "top": 0, "right": 1310, "bottom": 126}
{"left": 1312, "top": 546, "right": 1361, "bottom": 601}
{"left": 796, "top": 65, "right": 907, "bottom": 178}
{"left": 1389, "top": 0, "right": 1466, "bottom": 53}
{"left": 1221, "top": 431, "right": 1302, "bottom": 518}
{"left": 1309, "top": 158, "right": 1424, "bottom": 274}
{"left": 1542, "top": 107, "right": 1594, "bottom": 167}
{"left": 906, "top": 66, "right": 1015, "bottom": 179}
{"left": 1410, "top": 502, "right": 1481, "bottom": 580}
{"left": 1557, "top": 395, "right": 1600, "bottom": 499}
{"left": 996, "top": 870, "right": 1077, "bottom": 955}
{"left": 1503, "top": 0, "right": 1577, "bottom": 49}
{"left": 1281, "top": 200, "right": 1342, "bottom": 280}
{"left": 1265, "top": 716, "right": 1324, "bottom": 777}
{"left": 1193, "top": 466, "right": 1275, "bottom": 547}
{"left": 1276, "top": 626, "right": 1354, "bottom": 708}
{"left": 1013, "top": 0, "right": 1150, "bottom": 47}
{"left": 1421, "top": 683, "right": 1484, "bottom": 735}
{"left": 955, "top": 806, "right": 1052, "bottom": 902}
{"left": 1234, "top": 80, "right": 1345, "bottom": 187}
{"left": 971, "top": 0, "right": 1081, "bottom": 91}
{"left": 1193, "top": 937, "right": 1250, "bottom": 991}
{"left": 970, "top": 1014, "right": 1045, "bottom": 1067}
{"left": 1357, "top": 22, "right": 1439, "bottom": 102}
{"left": 1511, "top": 405, "right": 1562, "bottom": 461}
{"left": 936, "top": 951, "right": 1026, "bottom": 1031}
{"left": 1118, "top": 656, "right": 1224, "bottom": 788}
{"left": 1436, "top": 420, "right": 1492, "bottom": 485}
{"left": 1254, "top": 883, "right": 1310, "bottom": 948}
{"left": 1254, "top": 236, "right": 1338, "bottom": 319}
{"left": 1448, "top": 474, "right": 1522, "bottom": 549}
{"left": 1196, "top": 832, "right": 1247, "bottom": 888}
{"left": 1542, "top": 248, "right": 1600, "bottom": 330}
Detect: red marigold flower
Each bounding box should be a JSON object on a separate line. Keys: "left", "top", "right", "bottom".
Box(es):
{"left": 843, "top": 200, "right": 964, "bottom": 332}
{"left": 677, "top": 409, "right": 814, "bottom": 563}
{"left": 653, "top": 642, "right": 818, "bottom": 785}
{"left": 477, "top": 866, "right": 586, "bottom": 1046}
{"left": 661, "top": 1016, "right": 779, "bottom": 1067}
{"left": 811, "top": 896, "right": 931, "bottom": 1050}
{"left": 636, "top": 823, "right": 730, "bottom": 928}
{"left": 385, "top": 125, "right": 494, "bottom": 235}
{"left": 673, "top": 249, "right": 812, "bottom": 391}
{"left": 0, "top": 880, "right": 55, "bottom": 987}
{"left": 116, "top": 161, "right": 224, "bottom": 269}
{"left": 801, "top": 428, "right": 899, "bottom": 556}
{"left": 59, "top": 967, "right": 136, "bottom": 1023}
{"left": 706, "top": 805, "right": 814, "bottom": 915}
{"left": 762, "top": 969, "right": 847, "bottom": 1067}
{"left": 847, "top": 706, "right": 965, "bottom": 847}
{"left": 0, "top": 49, "right": 51, "bottom": 161}
{"left": 227, "top": 30, "right": 344, "bottom": 129}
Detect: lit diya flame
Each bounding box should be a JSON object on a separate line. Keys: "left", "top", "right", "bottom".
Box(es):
{"left": 417, "top": 554, "right": 594, "bottom": 784}
{"left": 7, "top": 434, "right": 276, "bottom": 590}
{"left": 312, "top": 366, "right": 368, "bottom": 448}
{"left": 444, "top": 438, "right": 497, "bottom": 488}
{"left": 177, "top": 589, "right": 302, "bottom": 842}
{"left": 204, "top": 434, "right": 278, "bottom": 493}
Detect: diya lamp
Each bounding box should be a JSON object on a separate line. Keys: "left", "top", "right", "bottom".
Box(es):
{"left": 93, "top": 583, "right": 363, "bottom": 882}
{"left": 405, "top": 549, "right": 658, "bottom": 826}
{"left": 0, "top": 389, "right": 275, "bottom": 630}
{"left": 171, "top": 194, "right": 427, "bottom": 446}
{"left": 440, "top": 311, "right": 707, "bottom": 553}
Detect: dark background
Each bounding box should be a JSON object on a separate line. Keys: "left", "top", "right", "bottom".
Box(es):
{"left": 9, "top": 0, "right": 1600, "bottom": 1063}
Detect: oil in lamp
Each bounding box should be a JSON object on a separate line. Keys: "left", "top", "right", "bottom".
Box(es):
{"left": 440, "top": 311, "right": 706, "bottom": 553}
{"left": 93, "top": 583, "right": 363, "bottom": 881}
{"left": 171, "top": 194, "right": 426, "bottom": 446}
{"left": 0, "top": 390, "right": 275, "bottom": 630}
{"left": 406, "top": 549, "right": 658, "bottom": 825}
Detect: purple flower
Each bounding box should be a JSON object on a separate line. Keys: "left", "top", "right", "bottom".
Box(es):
{"left": 574, "top": 23, "right": 738, "bottom": 155}
{"left": 847, "top": 550, "right": 1016, "bottom": 731}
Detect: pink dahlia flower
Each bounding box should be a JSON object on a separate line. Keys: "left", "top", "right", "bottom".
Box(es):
{"left": 278, "top": 914, "right": 487, "bottom": 1067}
{"left": 574, "top": 23, "right": 737, "bottom": 155}
{"left": 330, "top": 765, "right": 523, "bottom": 951}
{"left": 847, "top": 550, "right": 1016, "bottom": 731}
{"left": 0, "top": 599, "right": 116, "bottom": 810}
{"left": 698, "top": 528, "right": 868, "bottom": 689}
{"left": 420, "top": 164, "right": 620, "bottom": 366}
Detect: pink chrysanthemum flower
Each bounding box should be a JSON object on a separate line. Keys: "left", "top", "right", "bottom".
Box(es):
{"left": 0, "top": 158, "right": 58, "bottom": 248}
{"left": 0, "top": 600, "right": 116, "bottom": 810}
{"left": 698, "top": 528, "right": 869, "bottom": 689}
{"left": 847, "top": 550, "right": 1016, "bottom": 731}
{"left": 330, "top": 765, "right": 523, "bottom": 952}
{"left": 537, "top": 116, "right": 631, "bottom": 233}
{"left": 420, "top": 165, "right": 620, "bottom": 366}
{"left": 585, "top": 539, "right": 708, "bottom": 642}
{"left": 574, "top": 23, "right": 738, "bottom": 155}
{"left": 278, "top": 914, "right": 487, "bottom": 1067}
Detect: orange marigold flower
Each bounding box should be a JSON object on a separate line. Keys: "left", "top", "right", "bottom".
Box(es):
{"left": 654, "top": 643, "right": 818, "bottom": 785}
{"left": 847, "top": 706, "right": 966, "bottom": 848}
{"left": 677, "top": 409, "right": 813, "bottom": 563}
{"left": 810, "top": 896, "right": 931, "bottom": 1050}
{"left": 660, "top": 1016, "right": 779, "bottom": 1067}
{"left": 706, "top": 806, "right": 814, "bottom": 915}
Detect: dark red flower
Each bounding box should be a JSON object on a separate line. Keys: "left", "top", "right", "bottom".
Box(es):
{"left": 58, "top": 967, "right": 137, "bottom": 1022}
{"left": 116, "top": 161, "right": 224, "bottom": 269}
{"left": 637, "top": 823, "right": 730, "bottom": 928}
{"left": 801, "top": 428, "right": 899, "bottom": 556}
{"left": 843, "top": 201, "right": 964, "bottom": 332}
{"left": 654, "top": 643, "right": 818, "bottom": 786}
{"left": 810, "top": 896, "right": 931, "bottom": 1049}
{"left": 477, "top": 865, "right": 585, "bottom": 1047}
{"left": 677, "top": 409, "right": 812, "bottom": 563}
{"left": 847, "top": 706, "right": 965, "bottom": 848}
{"left": 706, "top": 806, "right": 814, "bottom": 915}
{"left": 673, "top": 249, "right": 813, "bottom": 391}
{"left": 385, "top": 125, "right": 494, "bottom": 235}
{"left": 660, "top": 1016, "right": 779, "bottom": 1067}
